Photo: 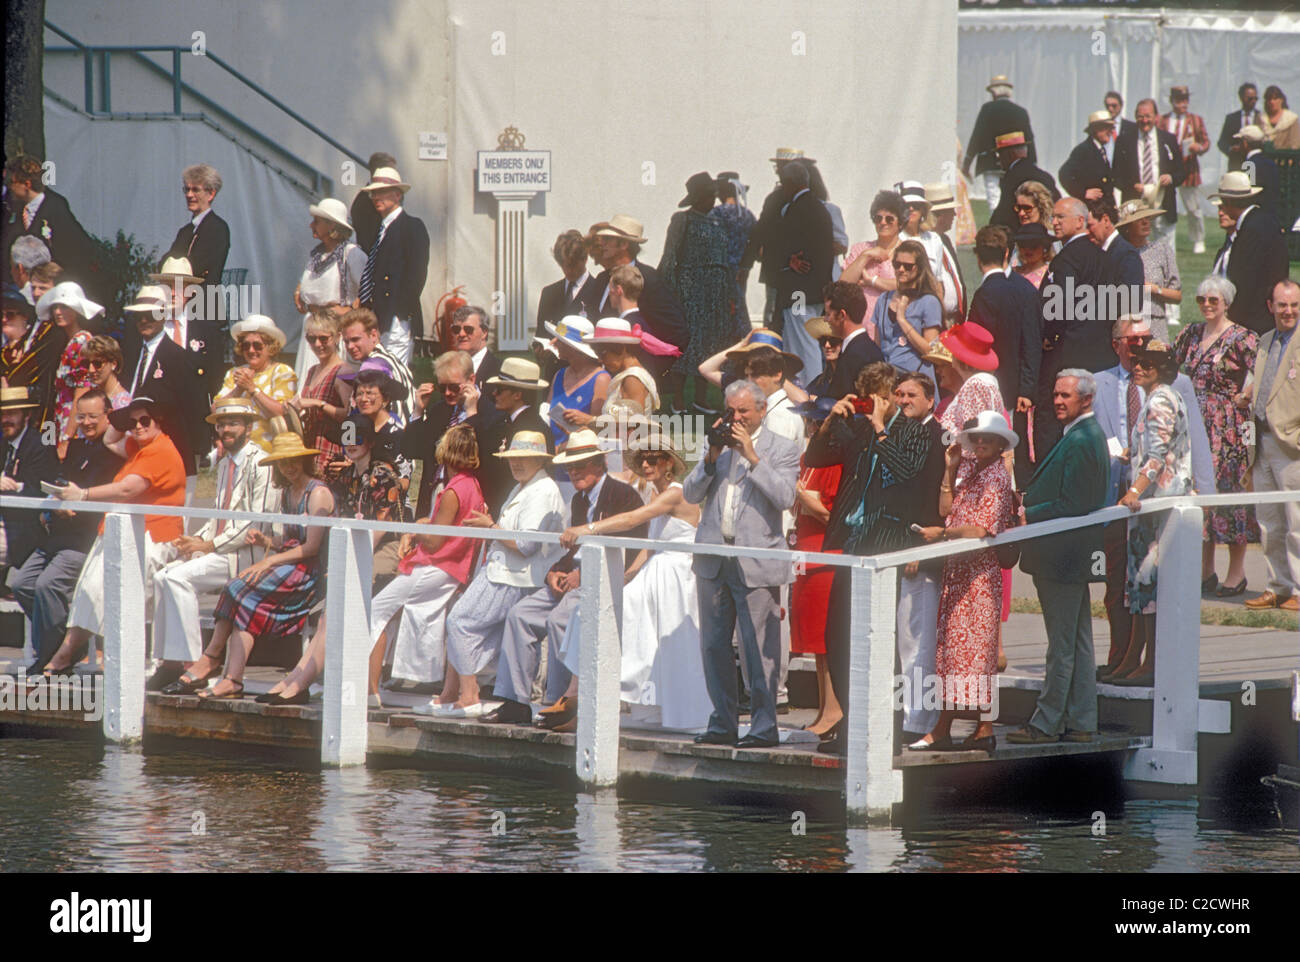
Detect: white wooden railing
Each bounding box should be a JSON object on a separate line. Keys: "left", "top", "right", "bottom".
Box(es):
{"left": 2, "top": 489, "right": 1296, "bottom": 822}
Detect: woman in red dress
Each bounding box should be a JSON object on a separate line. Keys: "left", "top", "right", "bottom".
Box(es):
{"left": 910, "top": 411, "right": 1017, "bottom": 753}
{"left": 789, "top": 397, "right": 843, "bottom": 738}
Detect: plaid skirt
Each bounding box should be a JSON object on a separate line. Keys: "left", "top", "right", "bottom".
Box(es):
{"left": 214, "top": 554, "right": 321, "bottom": 638}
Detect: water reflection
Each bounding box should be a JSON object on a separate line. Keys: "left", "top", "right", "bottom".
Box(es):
{"left": 0, "top": 740, "right": 1295, "bottom": 873}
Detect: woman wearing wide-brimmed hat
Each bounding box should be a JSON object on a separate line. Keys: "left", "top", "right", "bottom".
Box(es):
{"left": 292, "top": 197, "right": 367, "bottom": 385}
{"left": 1116, "top": 198, "right": 1181, "bottom": 340}
{"left": 934, "top": 322, "right": 1004, "bottom": 450}
{"left": 36, "top": 281, "right": 104, "bottom": 450}
{"left": 543, "top": 315, "right": 609, "bottom": 450}
{"left": 178, "top": 424, "right": 334, "bottom": 700}
{"left": 216, "top": 314, "right": 298, "bottom": 451}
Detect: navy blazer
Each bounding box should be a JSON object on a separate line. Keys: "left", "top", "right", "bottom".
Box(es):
{"left": 1217, "top": 109, "right": 1262, "bottom": 165}
{"left": 403, "top": 402, "right": 505, "bottom": 519}
{"left": 1102, "top": 232, "right": 1145, "bottom": 292}
{"left": 123, "top": 337, "right": 202, "bottom": 475}
{"left": 1216, "top": 206, "right": 1290, "bottom": 336}
{"left": 166, "top": 210, "right": 230, "bottom": 288}
{"left": 967, "top": 268, "right": 1041, "bottom": 408}
{"left": 989, "top": 158, "right": 1060, "bottom": 228}
{"left": 824, "top": 328, "right": 885, "bottom": 399}
{"left": 963, "top": 98, "right": 1038, "bottom": 177}
{"left": 1114, "top": 127, "right": 1186, "bottom": 225}
{"left": 1242, "top": 150, "right": 1282, "bottom": 222}
{"left": 1059, "top": 137, "right": 1117, "bottom": 201}
{"left": 1039, "top": 235, "right": 1115, "bottom": 391}
{"left": 364, "top": 210, "right": 430, "bottom": 337}
{"left": 0, "top": 422, "right": 59, "bottom": 568}
{"left": 3, "top": 189, "right": 98, "bottom": 297}
{"left": 536, "top": 275, "right": 599, "bottom": 328}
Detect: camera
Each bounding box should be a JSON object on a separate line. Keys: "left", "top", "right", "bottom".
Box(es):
{"left": 852, "top": 395, "right": 875, "bottom": 416}
{"left": 706, "top": 411, "right": 737, "bottom": 448}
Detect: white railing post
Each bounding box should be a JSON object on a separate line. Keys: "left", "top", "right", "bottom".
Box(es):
{"left": 576, "top": 542, "right": 623, "bottom": 787}
{"left": 1124, "top": 502, "right": 1202, "bottom": 785}
{"left": 845, "top": 562, "right": 902, "bottom": 824}
{"left": 102, "top": 511, "right": 147, "bottom": 743}
{"left": 322, "top": 527, "right": 372, "bottom": 767}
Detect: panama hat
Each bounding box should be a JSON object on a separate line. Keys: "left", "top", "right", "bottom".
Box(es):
{"left": 939, "top": 322, "right": 999, "bottom": 372}
{"left": 924, "top": 182, "right": 957, "bottom": 212}
{"left": 125, "top": 285, "right": 171, "bottom": 316}
{"left": 726, "top": 328, "right": 804, "bottom": 376}
{"left": 206, "top": 396, "right": 261, "bottom": 424}
{"left": 1115, "top": 198, "right": 1166, "bottom": 228}
{"left": 921, "top": 340, "right": 954, "bottom": 369}
{"left": 551, "top": 428, "right": 606, "bottom": 466}
{"left": 986, "top": 74, "right": 1014, "bottom": 93}
{"left": 584, "top": 317, "right": 643, "bottom": 346}
{"left": 994, "top": 131, "right": 1027, "bottom": 150}
{"left": 36, "top": 282, "right": 104, "bottom": 323}
{"left": 956, "top": 410, "right": 1018, "bottom": 453}
{"left": 769, "top": 147, "right": 815, "bottom": 164}
{"left": 485, "top": 356, "right": 550, "bottom": 391}
{"left": 1209, "top": 170, "right": 1263, "bottom": 205}
{"left": 0, "top": 385, "right": 40, "bottom": 411}
{"left": 308, "top": 197, "right": 353, "bottom": 232}
{"left": 1233, "top": 124, "right": 1266, "bottom": 144}
{"left": 359, "top": 166, "right": 411, "bottom": 194}
{"left": 1084, "top": 109, "right": 1116, "bottom": 133}
{"left": 230, "top": 314, "right": 288, "bottom": 352}
{"left": 590, "top": 215, "right": 648, "bottom": 245}
{"left": 625, "top": 430, "right": 687, "bottom": 478}
{"left": 494, "top": 430, "right": 553, "bottom": 460}
{"left": 543, "top": 315, "right": 598, "bottom": 359}
{"left": 803, "top": 316, "right": 834, "bottom": 340}
{"left": 107, "top": 395, "right": 164, "bottom": 432}
{"left": 260, "top": 430, "right": 321, "bottom": 464}
{"left": 149, "top": 256, "right": 203, "bottom": 285}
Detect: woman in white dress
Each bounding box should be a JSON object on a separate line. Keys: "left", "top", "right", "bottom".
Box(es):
{"left": 561, "top": 317, "right": 658, "bottom": 474}
{"left": 292, "top": 198, "right": 367, "bottom": 384}
{"left": 556, "top": 437, "right": 711, "bottom": 732}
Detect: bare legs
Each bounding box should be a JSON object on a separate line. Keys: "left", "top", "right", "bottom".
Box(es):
{"left": 43, "top": 627, "right": 92, "bottom": 672}
{"left": 805, "top": 653, "right": 843, "bottom": 737}
{"left": 1110, "top": 612, "right": 1155, "bottom": 681}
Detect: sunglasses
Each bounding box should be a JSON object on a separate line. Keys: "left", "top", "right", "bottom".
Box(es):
{"left": 818, "top": 337, "right": 843, "bottom": 348}
{"left": 1013, "top": 203, "right": 1036, "bottom": 213}
{"left": 872, "top": 213, "right": 898, "bottom": 224}
{"left": 449, "top": 324, "right": 479, "bottom": 335}
{"left": 893, "top": 260, "right": 918, "bottom": 271}
{"left": 85, "top": 358, "right": 112, "bottom": 370}
{"left": 241, "top": 340, "right": 267, "bottom": 351}
{"left": 1121, "top": 336, "right": 1152, "bottom": 348}
{"left": 1195, "top": 295, "right": 1221, "bottom": 305}
{"left": 127, "top": 415, "right": 153, "bottom": 429}
{"left": 640, "top": 452, "right": 669, "bottom": 464}
{"left": 305, "top": 334, "right": 332, "bottom": 345}
{"left": 438, "top": 382, "right": 465, "bottom": 393}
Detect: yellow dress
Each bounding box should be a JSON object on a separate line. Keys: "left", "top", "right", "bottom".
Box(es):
{"left": 217, "top": 361, "right": 298, "bottom": 450}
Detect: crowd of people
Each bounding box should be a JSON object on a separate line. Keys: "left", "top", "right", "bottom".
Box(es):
{"left": 1, "top": 75, "right": 1297, "bottom": 754}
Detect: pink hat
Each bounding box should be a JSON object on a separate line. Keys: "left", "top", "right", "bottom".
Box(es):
{"left": 939, "top": 322, "right": 999, "bottom": 372}
{"left": 583, "top": 318, "right": 643, "bottom": 346}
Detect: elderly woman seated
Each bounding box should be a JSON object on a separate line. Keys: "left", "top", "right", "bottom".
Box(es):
{"left": 40, "top": 397, "right": 187, "bottom": 675}
{"left": 217, "top": 315, "right": 298, "bottom": 451}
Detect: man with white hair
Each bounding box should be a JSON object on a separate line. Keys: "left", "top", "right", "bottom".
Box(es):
{"left": 683, "top": 379, "right": 802, "bottom": 749}
{"left": 7, "top": 235, "right": 50, "bottom": 301}
{"left": 165, "top": 163, "right": 230, "bottom": 289}
{"left": 356, "top": 165, "right": 429, "bottom": 366}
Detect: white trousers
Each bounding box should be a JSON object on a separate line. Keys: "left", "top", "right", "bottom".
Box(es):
{"left": 1177, "top": 185, "right": 1205, "bottom": 249}
{"left": 1255, "top": 432, "right": 1300, "bottom": 596}
{"left": 897, "top": 567, "right": 941, "bottom": 734}
{"left": 152, "top": 549, "right": 234, "bottom": 662}
{"left": 68, "top": 534, "right": 167, "bottom": 637}
{"left": 371, "top": 565, "right": 460, "bottom": 684}
{"left": 381, "top": 315, "right": 412, "bottom": 367}
{"left": 982, "top": 170, "right": 1003, "bottom": 212}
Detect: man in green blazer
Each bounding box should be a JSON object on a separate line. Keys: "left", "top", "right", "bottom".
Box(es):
{"left": 1011, "top": 368, "right": 1110, "bottom": 744}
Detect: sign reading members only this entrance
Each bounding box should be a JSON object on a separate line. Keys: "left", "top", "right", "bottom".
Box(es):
{"left": 477, "top": 151, "right": 551, "bottom": 192}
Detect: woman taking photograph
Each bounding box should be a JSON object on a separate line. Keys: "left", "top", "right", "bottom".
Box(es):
{"left": 1172, "top": 276, "right": 1258, "bottom": 597}
{"left": 292, "top": 198, "right": 366, "bottom": 384}
{"left": 868, "top": 239, "right": 943, "bottom": 381}
{"left": 1116, "top": 199, "right": 1181, "bottom": 342}
{"left": 330, "top": 415, "right": 411, "bottom": 587}
{"left": 217, "top": 315, "right": 298, "bottom": 451}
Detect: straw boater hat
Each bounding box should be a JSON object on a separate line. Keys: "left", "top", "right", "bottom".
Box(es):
{"left": 551, "top": 428, "right": 605, "bottom": 466}
{"left": 895, "top": 180, "right": 929, "bottom": 207}
{"left": 994, "top": 131, "right": 1028, "bottom": 150}
{"left": 986, "top": 74, "right": 1014, "bottom": 93}
{"left": 125, "top": 284, "right": 170, "bottom": 315}
{"left": 590, "top": 215, "right": 648, "bottom": 245}
{"left": 939, "top": 322, "right": 999, "bottom": 372}
{"left": 1115, "top": 198, "right": 1166, "bottom": 228}
{"left": 358, "top": 166, "right": 411, "bottom": 194}
{"left": 494, "top": 430, "right": 552, "bottom": 460}
{"left": 35, "top": 281, "right": 104, "bottom": 323}
{"left": 308, "top": 197, "right": 353, "bottom": 233}
{"left": 107, "top": 395, "right": 164, "bottom": 432}
{"left": 485, "top": 356, "right": 550, "bottom": 391}
{"left": 956, "top": 410, "right": 1019, "bottom": 453}
{"left": 260, "top": 430, "right": 321, "bottom": 464}
{"left": 726, "top": 328, "right": 804, "bottom": 376}
{"left": 543, "top": 315, "right": 598, "bottom": 359}
{"left": 1209, "top": 171, "right": 1263, "bottom": 205}
{"left": 625, "top": 429, "right": 687, "bottom": 478}
{"left": 769, "top": 147, "right": 814, "bottom": 164}
{"left": 921, "top": 340, "right": 954, "bottom": 369}
{"left": 205, "top": 396, "right": 261, "bottom": 424}
{"left": 1234, "top": 124, "right": 1266, "bottom": 145}
{"left": 230, "top": 314, "right": 288, "bottom": 352}
{"left": 1084, "top": 109, "right": 1116, "bottom": 133}
{"left": 583, "top": 317, "right": 642, "bottom": 346}
{"left": 149, "top": 256, "right": 203, "bottom": 285}
{"left": 924, "top": 182, "right": 957, "bottom": 212}
{"left": 803, "top": 315, "right": 834, "bottom": 340}
{"left": 0, "top": 385, "right": 40, "bottom": 411}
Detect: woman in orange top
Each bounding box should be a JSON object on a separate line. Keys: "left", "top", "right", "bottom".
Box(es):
{"left": 41, "top": 397, "right": 187, "bottom": 674}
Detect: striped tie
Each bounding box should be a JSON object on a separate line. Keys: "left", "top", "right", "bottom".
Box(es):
{"left": 1142, "top": 135, "right": 1155, "bottom": 186}
{"left": 358, "top": 224, "right": 387, "bottom": 306}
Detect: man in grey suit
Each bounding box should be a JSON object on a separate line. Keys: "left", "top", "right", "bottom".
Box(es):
{"left": 683, "top": 380, "right": 802, "bottom": 748}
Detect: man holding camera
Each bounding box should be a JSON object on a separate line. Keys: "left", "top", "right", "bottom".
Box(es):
{"left": 683, "top": 379, "right": 802, "bottom": 748}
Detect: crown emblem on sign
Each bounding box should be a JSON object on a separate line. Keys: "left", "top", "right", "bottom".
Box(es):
{"left": 497, "top": 126, "right": 526, "bottom": 150}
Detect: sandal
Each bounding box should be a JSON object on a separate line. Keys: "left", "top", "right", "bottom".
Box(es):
{"left": 161, "top": 671, "right": 216, "bottom": 695}
{"left": 197, "top": 678, "right": 245, "bottom": 700}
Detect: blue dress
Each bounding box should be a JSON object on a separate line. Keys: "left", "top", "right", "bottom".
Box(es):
{"left": 548, "top": 366, "right": 600, "bottom": 446}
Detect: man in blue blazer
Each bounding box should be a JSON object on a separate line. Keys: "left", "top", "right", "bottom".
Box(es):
{"left": 1216, "top": 83, "right": 1262, "bottom": 171}
{"left": 357, "top": 167, "right": 430, "bottom": 365}
{"left": 1210, "top": 171, "right": 1290, "bottom": 337}
{"left": 1236, "top": 126, "right": 1282, "bottom": 223}
{"left": 1010, "top": 369, "right": 1109, "bottom": 744}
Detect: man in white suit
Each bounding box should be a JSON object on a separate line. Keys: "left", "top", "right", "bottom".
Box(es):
{"left": 683, "top": 379, "right": 802, "bottom": 749}
{"left": 149, "top": 396, "right": 275, "bottom": 691}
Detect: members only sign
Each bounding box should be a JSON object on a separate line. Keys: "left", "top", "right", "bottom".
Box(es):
{"left": 477, "top": 151, "right": 551, "bottom": 192}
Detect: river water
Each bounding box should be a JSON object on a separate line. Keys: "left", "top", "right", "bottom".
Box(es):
{"left": 1, "top": 739, "right": 1296, "bottom": 872}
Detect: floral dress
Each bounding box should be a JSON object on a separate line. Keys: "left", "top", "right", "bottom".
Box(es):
{"left": 1173, "top": 322, "right": 1259, "bottom": 544}
{"left": 940, "top": 372, "right": 1004, "bottom": 451}
{"left": 332, "top": 458, "right": 412, "bottom": 524}
{"left": 935, "top": 457, "right": 1014, "bottom": 709}
{"left": 660, "top": 209, "right": 734, "bottom": 376}
{"left": 709, "top": 202, "right": 757, "bottom": 335}
{"left": 301, "top": 360, "right": 344, "bottom": 476}
{"left": 1126, "top": 384, "right": 1193, "bottom": 615}
{"left": 54, "top": 330, "right": 93, "bottom": 441}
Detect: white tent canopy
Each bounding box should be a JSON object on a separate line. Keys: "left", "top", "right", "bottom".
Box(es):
{"left": 959, "top": 8, "right": 1300, "bottom": 200}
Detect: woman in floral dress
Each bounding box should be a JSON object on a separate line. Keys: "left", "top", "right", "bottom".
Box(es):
{"left": 709, "top": 173, "right": 757, "bottom": 338}
{"left": 36, "top": 282, "right": 103, "bottom": 451}
{"left": 331, "top": 415, "right": 412, "bottom": 590}
{"left": 1173, "top": 276, "right": 1258, "bottom": 596}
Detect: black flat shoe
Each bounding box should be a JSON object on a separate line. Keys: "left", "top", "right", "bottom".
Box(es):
{"left": 816, "top": 734, "right": 846, "bottom": 756}
{"left": 1200, "top": 573, "right": 1219, "bottom": 595}
{"left": 960, "top": 735, "right": 996, "bottom": 753}
{"left": 482, "top": 701, "right": 532, "bottom": 724}
{"left": 736, "top": 734, "right": 778, "bottom": 749}
{"left": 254, "top": 690, "right": 285, "bottom": 704}
{"left": 1215, "top": 579, "right": 1247, "bottom": 597}
{"left": 693, "top": 731, "right": 737, "bottom": 746}
{"left": 266, "top": 688, "right": 309, "bottom": 706}
{"left": 161, "top": 672, "right": 214, "bottom": 695}
{"left": 145, "top": 664, "right": 184, "bottom": 692}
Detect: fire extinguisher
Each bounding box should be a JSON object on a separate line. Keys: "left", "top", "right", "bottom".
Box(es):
{"left": 435, "top": 285, "right": 468, "bottom": 353}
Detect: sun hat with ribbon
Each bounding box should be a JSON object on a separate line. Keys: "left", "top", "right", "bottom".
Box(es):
{"left": 125, "top": 285, "right": 170, "bottom": 316}
{"left": 1209, "top": 170, "right": 1262, "bottom": 206}
{"left": 1084, "top": 109, "right": 1116, "bottom": 134}
{"left": 939, "top": 322, "right": 999, "bottom": 372}
{"left": 543, "top": 315, "right": 598, "bottom": 359}
{"left": 485, "top": 356, "right": 550, "bottom": 392}
{"left": 149, "top": 256, "right": 203, "bottom": 285}
{"left": 625, "top": 428, "right": 687, "bottom": 478}
{"left": 551, "top": 428, "right": 606, "bottom": 466}
{"left": 583, "top": 317, "right": 643, "bottom": 346}
{"left": 494, "top": 430, "right": 553, "bottom": 460}
{"left": 956, "top": 410, "right": 1019, "bottom": 453}
{"left": 308, "top": 197, "right": 353, "bottom": 232}
{"left": 260, "top": 429, "right": 322, "bottom": 464}
{"left": 230, "top": 314, "right": 288, "bottom": 352}
{"left": 0, "top": 385, "right": 40, "bottom": 411}
{"left": 205, "top": 395, "right": 261, "bottom": 424}
{"left": 921, "top": 340, "right": 954, "bottom": 369}
{"left": 590, "top": 215, "right": 648, "bottom": 245}
{"left": 358, "top": 166, "right": 411, "bottom": 194}
{"left": 1115, "top": 198, "right": 1166, "bottom": 228}
{"left": 107, "top": 395, "right": 164, "bottom": 432}
{"left": 895, "top": 180, "right": 929, "bottom": 206}
{"left": 726, "top": 328, "right": 804, "bottom": 375}
{"left": 36, "top": 282, "right": 104, "bottom": 323}
{"left": 803, "top": 316, "right": 834, "bottom": 341}
{"left": 924, "top": 182, "right": 957, "bottom": 212}
{"left": 986, "top": 74, "right": 1014, "bottom": 93}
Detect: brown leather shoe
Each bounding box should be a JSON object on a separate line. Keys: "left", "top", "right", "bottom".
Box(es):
{"left": 1281, "top": 596, "right": 1299, "bottom": 612}
{"left": 548, "top": 716, "right": 577, "bottom": 734}
{"left": 538, "top": 695, "right": 574, "bottom": 716}
{"left": 538, "top": 698, "right": 578, "bottom": 730}
{"left": 1245, "top": 591, "right": 1288, "bottom": 609}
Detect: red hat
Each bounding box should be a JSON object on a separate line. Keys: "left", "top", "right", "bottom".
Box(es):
{"left": 939, "top": 322, "right": 999, "bottom": 372}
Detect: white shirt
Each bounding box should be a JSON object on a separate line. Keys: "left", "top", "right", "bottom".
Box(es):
{"left": 1101, "top": 229, "right": 1118, "bottom": 252}
{"left": 190, "top": 208, "right": 212, "bottom": 229}
{"left": 763, "top": 387, "right": 803, "bottom": 442}
{"left": 576, "top": 473, "right": 606, "bottom": 523}
{"left": 840, "top": 326, "right": 866, "bottom": 351}
{"left": 1062, "top": 410, "right": 1096, "bottom": 437}
{"left": 720, "top": 425, "right": 763, "bottom": 541}
{"left": 373, "top": 206, "right": 402, "bottom": 251}
{"left": 131, "top": 329, "right": 168, "bottom": 392}
{"left": 470, "top": 346, "right": 488, "bottom": 373}
{"left": 565, "top": 271, "right": 589, "bottom": 301}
